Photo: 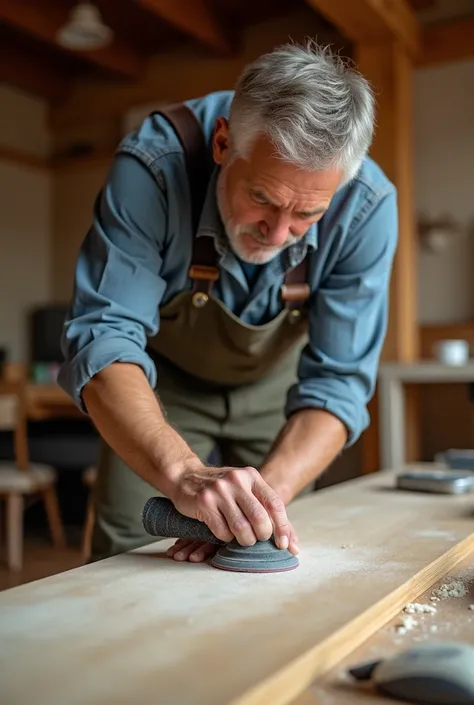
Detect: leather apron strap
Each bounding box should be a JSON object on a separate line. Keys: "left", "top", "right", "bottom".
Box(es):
{"left": 154, "top": 103, "right": 310, "bottom": 313}
{"left": 154, "top": 104, "right": 219, "bottom": 295}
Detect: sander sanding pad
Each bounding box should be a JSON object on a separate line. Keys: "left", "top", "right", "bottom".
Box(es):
{"left": 210, "top": 538, "right": 299, "bottom": 573}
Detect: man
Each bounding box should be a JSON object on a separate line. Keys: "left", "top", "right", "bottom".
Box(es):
{"left": 59, "top": 41, "right": 398, "bottom": 564}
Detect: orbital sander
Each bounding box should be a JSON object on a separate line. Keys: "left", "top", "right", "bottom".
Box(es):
{"left": 141, "top": 496, "right": 299, "bottom": 573}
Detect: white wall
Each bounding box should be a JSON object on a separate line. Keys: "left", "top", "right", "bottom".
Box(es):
{"left": 0, "top": 85, "right": 52, "bottom": 362}
{"left": 414, "top": 58, "right": 474, "bottom": 323}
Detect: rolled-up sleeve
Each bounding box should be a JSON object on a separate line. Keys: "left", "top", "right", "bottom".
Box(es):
{"left": 285, "top": 189, "right": 398, "bottom": 446}
{"left": 58, "top": 154, "right": 168, "bottom": 411}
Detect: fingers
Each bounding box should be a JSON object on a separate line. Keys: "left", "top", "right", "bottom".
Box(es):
{"left": 287, "top": 522, "right": 300, "bottom": 556}
{"left": 166, "top": 539, "right": 217, "bottom": 563}
{"left": 226, "top": 470, "right": 274, "bottom": 542}
{"left": 200, "top": 479, "right": 258, "bottom": 546}
{"left": 197, "top": 491, "right": 235, "bottom": 543}
{"left": 188, "top": 542, "right": 217, "bottom": 562}
{"left": 254, "top": 481, "right": 291, "bottom": 550}
{"left": 166, "top": 538, "right": 199, "bottom": 560}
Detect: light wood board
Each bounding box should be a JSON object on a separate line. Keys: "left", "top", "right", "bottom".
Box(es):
{"left": 292, "top": 554, "right": 474, "bottom": 704}
{"left": 1, "top": 470, "right": 474, "bottom": 705}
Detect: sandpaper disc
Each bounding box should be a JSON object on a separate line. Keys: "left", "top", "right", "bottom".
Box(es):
{"left": 210, "top": 538, "right": 299, "bottom": 573}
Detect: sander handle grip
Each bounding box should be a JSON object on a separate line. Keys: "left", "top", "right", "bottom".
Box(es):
{"left": 141, "top": 496, "right": 225, "bottom": 545}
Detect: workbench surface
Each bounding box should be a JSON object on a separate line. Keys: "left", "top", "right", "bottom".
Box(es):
{"left": 294, "top": 555, "right": 474, "bottom": 704}
{"left": 1, "top": 469, "right": 474, "bottom": 705}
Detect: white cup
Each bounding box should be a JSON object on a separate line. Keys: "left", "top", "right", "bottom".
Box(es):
{"left": 434, "top": 339, "right": 470, "bottom": 366}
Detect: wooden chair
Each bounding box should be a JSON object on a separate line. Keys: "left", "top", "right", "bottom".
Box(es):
{"left": 0, "top": 379, "right": 66, "bottom": 571}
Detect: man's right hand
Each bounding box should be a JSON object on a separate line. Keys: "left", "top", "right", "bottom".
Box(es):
{"left": 167, "top": 460, "right": 299, "bottom": 555}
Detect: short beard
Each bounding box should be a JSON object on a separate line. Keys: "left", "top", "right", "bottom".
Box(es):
{"left": 216, "top": 165, "right": 298, "bottom": 265}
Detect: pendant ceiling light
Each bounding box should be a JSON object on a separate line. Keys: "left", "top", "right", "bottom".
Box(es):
{"left": 56, "top": 2, "right": 113, "bottom": 51}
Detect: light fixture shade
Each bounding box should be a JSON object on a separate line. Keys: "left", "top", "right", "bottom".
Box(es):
{"left": 56, "top": 2, "right": 113, "bottom": 50}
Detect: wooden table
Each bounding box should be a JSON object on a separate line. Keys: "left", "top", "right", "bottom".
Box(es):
{"left": 293, "top": 554, "right": 474, "bottom": 704}
{"left": 25, "top": 382, "right": 79, "bottom": 420}
{"left": 4, "top": 363, "right": 79, "bottom": 420}
{"left": 1, "top": 469, "right": 474, "bottom": 705}
{"left": 378, "top": 361, "right": 474, "bottom": 469}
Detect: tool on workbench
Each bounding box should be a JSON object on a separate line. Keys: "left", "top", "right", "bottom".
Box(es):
{"left": 436, "top": 448, "right": 474, "bottom": 471}
{"left": 396, "top": 469, "right": 474, "bottom": 494}
{"left": 348, "top": 642, "right": 474, "bottom": 704}
{"left": 141, "top": 496, "right": 299, "bottom": 573}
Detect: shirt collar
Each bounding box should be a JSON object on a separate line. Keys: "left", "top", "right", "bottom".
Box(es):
{"left": 196, "top": 166, "right": 319, "bottom": 260}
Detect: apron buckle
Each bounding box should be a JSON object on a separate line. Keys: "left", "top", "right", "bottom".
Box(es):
{"left": 189, "top": 265, "right": 219, "bottom": 299}
{"left": 189, "top": 265, "right": 219, "bottom": 282}
{"left": 281, "top": 283, "right": 310, "bottom": 323}
{"left": 281, "top": 282, "right": 310, "bottom": 303}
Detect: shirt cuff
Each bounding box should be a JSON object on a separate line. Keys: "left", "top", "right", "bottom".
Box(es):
{"left": 58, "top": 336, "right": 157, "bottom": 413}
{"left": 284, "top": 382, "right": 369, "bottom": 447}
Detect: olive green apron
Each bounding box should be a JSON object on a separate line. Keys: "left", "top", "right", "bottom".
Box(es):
{"left": 89, "top": 104, "right": 312, "bottom": 561}
{"left": 149, "top": 272, "right": 308, "bottom": 385}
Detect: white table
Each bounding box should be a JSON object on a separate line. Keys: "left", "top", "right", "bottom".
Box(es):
{"left": 377, "top": 360, "right": 474, "bottom": 469}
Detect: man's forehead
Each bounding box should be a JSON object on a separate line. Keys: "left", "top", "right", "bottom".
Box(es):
{"left": 246, "top": 165, "right": 341, "bottom": 205}
{"left": 242, "top": 135, "right": 342, "bottom": 194}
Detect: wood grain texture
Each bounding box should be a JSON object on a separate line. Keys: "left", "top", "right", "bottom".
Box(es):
{"left": 1, "top": 470, "right": 474, "bottom": 705}
{"left": 292, "top": 554, "right": 474, "bottom": 704}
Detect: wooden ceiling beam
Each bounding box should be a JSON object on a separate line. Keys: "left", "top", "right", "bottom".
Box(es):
{"left": 304, "top": 0, "right": 420, "bottom": 57}
{"left": 418, "top": 17, "right": 474, "bottom": 67}
{"left": 0, "top": 39, "right": 68, "bottom": 103}
{"left": 408, "top": 0, "right": 436, "bottom": 10}
{"left": 0, "top": 0, "right": 144, "bottom": 80}
{"left": 136, "top": 0, "right": 232, "bottom": 53}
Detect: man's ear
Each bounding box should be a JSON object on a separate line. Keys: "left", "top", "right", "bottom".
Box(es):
{"left": 212, "top": 117, "right": 231, "bottom": 166}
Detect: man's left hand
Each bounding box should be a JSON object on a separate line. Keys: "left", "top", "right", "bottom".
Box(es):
{"left": 167, "top": 539, "right": 218, "bottom": 563}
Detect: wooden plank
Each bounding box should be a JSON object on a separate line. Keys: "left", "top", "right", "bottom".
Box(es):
{"left": 1, "top": 471, "right": 474, "bottom": 705}
{"left": 136, "top": 0, "right": 232, "bottom": 53}
{"left": 304, "top": 0, "right": 420, "bottom": 56}
{"left": 293, "top": 553, "right": 474, "bottom": 704}
{"left": 0, "top": 0, "right": 144, "bottom": 80}
{"left": 409, "top": 0, "right": 436, "bottom": 9}
{"left": 419, "top": 17, "right": 474, "bottom": 67}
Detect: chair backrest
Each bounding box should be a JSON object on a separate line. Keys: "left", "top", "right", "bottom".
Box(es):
{"left": 0, "top": 380, "right": 29, "bottom": 470}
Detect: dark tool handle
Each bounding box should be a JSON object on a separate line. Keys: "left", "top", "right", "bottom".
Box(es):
{"left": 141, "top": 496, "right": 225, "bottom": 545}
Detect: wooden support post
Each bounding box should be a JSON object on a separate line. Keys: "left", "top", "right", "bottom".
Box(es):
{"left": 355, "top": 41, "right": 420, "bottom": 472}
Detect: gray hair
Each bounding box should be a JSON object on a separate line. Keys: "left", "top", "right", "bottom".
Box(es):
{"left": 229, "top": 40, "right": 375, "bottom": 184}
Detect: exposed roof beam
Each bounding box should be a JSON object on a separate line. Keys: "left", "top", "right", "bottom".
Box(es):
{"left": 0, "top": 37, "right": 68, "bottom": 103}
{"left": 418, "top": 17, "right": 474, "bottom": 67}
{"left": 0, "top": 0, "right": 144, "bottom": 80}
{"left": 304, "top": 0, "right": 420, "bottom": 56}
{"left": 408, "top": 0, "right": 436, "bottom": 10}
{"left": 136, "top": 0, "right": 232, "bottom": 53}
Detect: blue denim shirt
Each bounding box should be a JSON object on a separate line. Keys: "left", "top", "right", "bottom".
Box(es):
{"left": 58, "top": 90, "right": 398, "bottom": 446}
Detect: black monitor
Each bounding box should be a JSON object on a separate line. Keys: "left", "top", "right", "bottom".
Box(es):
{"left": 28, "top": 305, "right": 70, "bottom": 364}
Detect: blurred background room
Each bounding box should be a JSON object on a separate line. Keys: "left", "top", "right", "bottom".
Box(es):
{"left": 0, "top": 0, "right": 473, "bottom": 588}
